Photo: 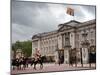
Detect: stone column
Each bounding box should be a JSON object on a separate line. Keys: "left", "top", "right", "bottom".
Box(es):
{"left": 64, "top": 47, "right": 70, "bottom": 64}
{"left": 55, "top": 51, "right": 59, "bottom": 63}
{"left": 81, "top": 30, "right": 90, "bottom": 64}
{"left": 81, "top": 48, "right": 89, "bottom": 64}
{"left": 64, "top": 32, "right": 71, "bottom": 64}
{"left": 32, "top": 42, "right": 34, "bottom": 57}
{"left": 38, "top": 39, "right": 41, "bottom": 50}
{"left": 54, "top": 35, "right": 59, "bottom": 64}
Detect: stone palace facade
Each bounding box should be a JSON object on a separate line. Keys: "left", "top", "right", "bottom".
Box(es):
{"left": 32, "top": 19, "right": 96, "bottom": 64}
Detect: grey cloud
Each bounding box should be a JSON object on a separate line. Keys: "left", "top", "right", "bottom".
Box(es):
{"left": 12, "top": 1, "right": 96, "bottom": 43}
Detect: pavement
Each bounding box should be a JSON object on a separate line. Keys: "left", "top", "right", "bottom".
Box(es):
{"left": 11, "top": 63, "right": 96, "bottom": 74}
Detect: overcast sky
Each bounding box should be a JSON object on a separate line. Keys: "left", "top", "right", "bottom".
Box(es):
{"left": 11, "top": 0, "right": 96, "bottom": 43}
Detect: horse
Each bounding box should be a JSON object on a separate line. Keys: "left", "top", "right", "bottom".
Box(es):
{"left": 12, "top": 56, "right": 45, "bottom": 70}
{"left": 18, "top": 57, "right": 34, "bottom": 70}
{"left": 11, "top": 58, "right": 17, "bottom": 70}
{"left": 11, "top": 58, "right": 21, "bottom": 70}
{"left": 31, "top": 56, "right": 45, "bottom": 70}
{"left": 12, "top": 57, "right": 27, "bottom": 70}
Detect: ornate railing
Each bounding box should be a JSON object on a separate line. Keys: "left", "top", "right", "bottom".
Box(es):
{"left": 81, "top": 40, "right": 90, "bottom": 46}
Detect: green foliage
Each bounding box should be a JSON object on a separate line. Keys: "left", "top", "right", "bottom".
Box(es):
{"left": 12, "top": 40, "right": 32, "bottom": 57}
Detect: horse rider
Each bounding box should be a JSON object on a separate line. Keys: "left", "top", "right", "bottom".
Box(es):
{"left": 34, "top": 49, "right": 41, "bottom": 61}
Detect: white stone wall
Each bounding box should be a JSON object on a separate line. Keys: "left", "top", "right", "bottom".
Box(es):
{"left": 89, "top": 27, "right": 96, "bottom": 46}
{"left": 82, "top": 48, "right": 89, "bottom": 64}
{"left": 32, "top": 19, "right": 96, "bottom": 63}
{"left": 58, "top": 35, "right": 62, "bottom": 49}
{"left": 32, "top": 40, "right": 38, "bottom": 56}
{"left": 75, "top": 25, "right": 96, "bottom": 49}
{"left": 75, "top": 32, "right": 82, "bottom": 49}
{"left": 32, "top": 34, "right": 58, "bottom": 57}
{"left": 70, "top": 32, "right": 75, "bottom": 49}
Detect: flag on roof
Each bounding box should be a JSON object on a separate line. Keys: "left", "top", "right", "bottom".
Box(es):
{"left": 67, "top": 7, "right": 74, "bottom": 16}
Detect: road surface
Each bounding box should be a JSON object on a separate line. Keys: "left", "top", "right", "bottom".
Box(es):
{"left": 11, "top": 63, "right": 96, "bottom": 74}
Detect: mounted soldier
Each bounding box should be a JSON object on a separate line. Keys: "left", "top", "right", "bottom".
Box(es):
{"left": 34, "top": 48, "right": 41, "bottom": 61}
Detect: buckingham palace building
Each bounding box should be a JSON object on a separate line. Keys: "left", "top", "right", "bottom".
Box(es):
{"left": 32, "top": 19, "right": 96, "bottom": 64}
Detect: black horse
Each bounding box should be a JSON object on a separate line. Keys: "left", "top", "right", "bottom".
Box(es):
{"left": 12, "top": 58, "right": 16, "bottom": 70}
{"left": 12, "top": 57, "right": 27, "bottom": 70}
{"left": 11, "top": 58, "right": 20, "bottom": 70}
{"left": 12, "top": 56, "right": 45, "bottom": 70}
{"left": 31, "top": 56, "right": 45, "bottom": 70}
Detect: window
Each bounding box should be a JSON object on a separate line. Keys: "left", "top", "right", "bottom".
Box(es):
{"left": 52, "top": 39, "right": 54, "bottom": 44}
{"left": 91, "top": 39, "right": 94, "bottom": 44}
{"left": 49, "top": 46, "right": 50, "bottom": 50}
{"left": 76, "top": 34, "right": 79, "bottom": 40}
{"left": 71, "top": 34, "right": 73, "bottom": 37}
{"left": 91, "top": 31, "right": 94, "bottom": 38}
{"left": 49, "top": 40, "right": 51, "bottom": 44}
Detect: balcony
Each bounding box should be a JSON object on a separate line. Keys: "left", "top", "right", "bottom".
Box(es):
{"left": 81, "top": 40, "right": 90, "bottom": 47}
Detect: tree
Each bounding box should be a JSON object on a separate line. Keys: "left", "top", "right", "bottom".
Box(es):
{"left": 21, "top": 40, "right": 32, "bottom": 57}
{"left": 11, "top": 40, "right": 32, "bottom": 57}
{"left": 12, "top": 41, "right": 22, "bottom": 57}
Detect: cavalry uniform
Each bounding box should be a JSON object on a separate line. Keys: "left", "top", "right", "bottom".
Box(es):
{"left": 34, "top": 50, "right": 41, "bottom": 61}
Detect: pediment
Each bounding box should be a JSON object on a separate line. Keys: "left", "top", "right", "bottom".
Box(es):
{"left": 58, "top": 20, "right": 81, "bottom": 32}
{"left": 64, "top": 20, "right": 81, "bottom": 26}
{"left": 58, "top": 25, "right": 72, "bottom": 32}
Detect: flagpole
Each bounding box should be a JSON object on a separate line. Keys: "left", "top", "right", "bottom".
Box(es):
{"left": 72, "top": 8, "right": 74, "bottom": 21}
{"left": 72, "top": 15, "right": 74, "bottom": 20}
{"left": 73, "top": 15, "right": 75, "bottom": 20}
